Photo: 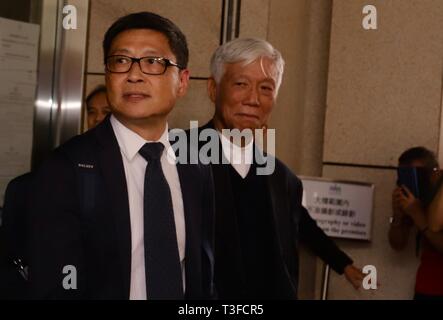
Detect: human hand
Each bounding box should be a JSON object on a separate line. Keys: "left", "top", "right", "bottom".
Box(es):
{"left": 392, "top": 187, "right": 406, "bottom": 216}
{"left": 395, "top": 186, "right": 428, "bottom": 230}
{"left": 343, "top": 264, "right": 365, "bottom": 290}
{"left": 397, "top": 186, "right": 422, "bottom": 217}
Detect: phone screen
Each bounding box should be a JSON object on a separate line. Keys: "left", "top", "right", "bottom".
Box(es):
{"left": 397, "top": 167, "right": 420, "bottom": 198}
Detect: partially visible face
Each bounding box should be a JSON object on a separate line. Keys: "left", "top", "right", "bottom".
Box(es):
{"left": 399, "top": 159, "right": 440, "bottom": 189}
{"left": 402, "top": 159, "right": 426, "bottom": 168}
{"left": 87, "top": 91, "right": 111, "bottom": 129}
{"left": 105, "top": 28, "right": 189, "bottom": 125}
{"left": 209, "top": 57, "right": 278, "bottom": 132}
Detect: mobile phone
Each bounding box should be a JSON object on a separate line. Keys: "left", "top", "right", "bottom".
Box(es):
{"left": 397, "top": 167, "right": 420, "bottom": 198}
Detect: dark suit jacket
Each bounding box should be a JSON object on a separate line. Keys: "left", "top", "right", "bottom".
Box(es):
{"left": 191, "top": 121, "right": 352, "bottom": 299}
{"left": 28, "top": 116, "right": 215, "bottom": 299}
{"left": 0, "top": 172, "right": 32, "bottom": 299}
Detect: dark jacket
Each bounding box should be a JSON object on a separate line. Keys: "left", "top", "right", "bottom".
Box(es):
{"left": 27, "top": 116, "right": 215, "bottom": 299}
{"left": 189, "top": 121, "right": 352, "bottom": 299}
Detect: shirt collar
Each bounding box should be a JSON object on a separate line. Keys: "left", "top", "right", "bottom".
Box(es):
{"left": 110, "top": 114, "right": 176, "bottom": 162}
{"left": 218, "top": 130, "right": 254, "bottom": 165}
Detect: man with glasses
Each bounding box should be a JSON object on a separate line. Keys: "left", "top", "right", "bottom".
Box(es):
{"left": 28, "top": 12, "right": 215, "bottom": 300}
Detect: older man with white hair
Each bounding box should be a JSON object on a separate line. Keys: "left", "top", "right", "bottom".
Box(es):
{"left": 194, "top": 38, "right": 363, "bottom": 299}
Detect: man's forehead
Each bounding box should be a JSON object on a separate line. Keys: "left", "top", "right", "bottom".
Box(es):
{"left": 110, "top": 47, "right": 163, "bottom": 56}
{"left": 226, "top": 57, "right": 278, "bottom": 82}
{"left": 109, "top": 29, "right": 171, "bottom": 52}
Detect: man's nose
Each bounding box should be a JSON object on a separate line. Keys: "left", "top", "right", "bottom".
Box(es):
{"left": 127, "top": 61, "right": 144, "bottom": 82}
{"left": 244, "top": 86, "right": 260, "bottom": 106}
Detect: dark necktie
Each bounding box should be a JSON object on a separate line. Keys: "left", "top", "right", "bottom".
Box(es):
{"left": 139, "top": 142, "right": 184, "bottom": 299}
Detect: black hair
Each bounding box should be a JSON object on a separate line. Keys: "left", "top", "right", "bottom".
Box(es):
{"left": 85, "top": 85, "right": 107, "bottom": 109}
{"left": 398, "top": 146, "right": 439, "bottom": 169}
{"left": 102, "top": 12, "right": 188, "bottom": 68}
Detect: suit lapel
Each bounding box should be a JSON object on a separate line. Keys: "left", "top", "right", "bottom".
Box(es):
{"left": 265, "top": 158, "right": 297, "bottom": 292}
{"left": 256, "top": 147, "right": 291, "bottom": 255}
{"left": 175, "top": 161, "right": 203, "bottom": 298}
{"left": 94, "top": 117, "right": 132, "bottom": 297}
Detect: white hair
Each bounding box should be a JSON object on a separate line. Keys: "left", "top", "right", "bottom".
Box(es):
{"left": 210, "top": 38, "right": 285, "bottom": 93}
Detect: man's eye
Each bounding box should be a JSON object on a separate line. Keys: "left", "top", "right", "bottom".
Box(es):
{"left": 235, "top": 82, "right": 247, "bottom": 86}
{"left": 145, "top": 57, "right": 165, "bottom": 65}
{"left": 261, "top": 86, "right": 274, "bottom": 91}
{"left": 116, "top": 57, "right": 130, "bottom": 64}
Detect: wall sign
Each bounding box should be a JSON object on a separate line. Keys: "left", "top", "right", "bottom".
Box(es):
{"left": 301, "top": 176, "right": 374, "bottom": 241}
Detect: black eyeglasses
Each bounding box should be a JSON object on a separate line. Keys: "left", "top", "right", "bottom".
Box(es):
{"left": 105, "top": 55, "right": 183, "bottom": 75}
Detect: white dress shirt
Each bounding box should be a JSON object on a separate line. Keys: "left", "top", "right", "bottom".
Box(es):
{"left": 110, "top": 115, "right": 186, "bottom": 300}
{"left": 219, "top": 131, "right": 254, "bottom": 179}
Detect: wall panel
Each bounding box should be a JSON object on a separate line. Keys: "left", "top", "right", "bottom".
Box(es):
{"left": 87, "top": 0, "right": 222, "bottom": 78}
{"left": 324, "top": 0, "right": 443, "bottom": 166}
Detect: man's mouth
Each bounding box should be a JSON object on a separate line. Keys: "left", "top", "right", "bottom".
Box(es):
{"left": 123, "top": 92, "right": 150, "bottom": 102}
{"left": 236, "top": 113, "right": 259, "bottom": 120}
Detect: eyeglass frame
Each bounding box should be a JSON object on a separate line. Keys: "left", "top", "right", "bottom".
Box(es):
{"left": 105, "top": 55, "right": 184, "bottom": 75}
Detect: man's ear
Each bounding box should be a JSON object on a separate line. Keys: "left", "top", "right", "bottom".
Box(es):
{"left": 177, "top": 69, "right": 190, "bottom": 97}
{"left": 207, "top": 78, "right": 217, "bottom": 103}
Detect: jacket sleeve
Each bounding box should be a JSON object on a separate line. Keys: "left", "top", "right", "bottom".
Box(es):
{"left": 0, "top": 174, "right": 31, "bottom": 299}
{"left": 292, "top": 176, "right": 353, "bottom": 274}
{"left": 27, "top": 150, "right": 85, "bottom": 299}
{"left": 299, "top": 206, "right": 353, "bottom": 274}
